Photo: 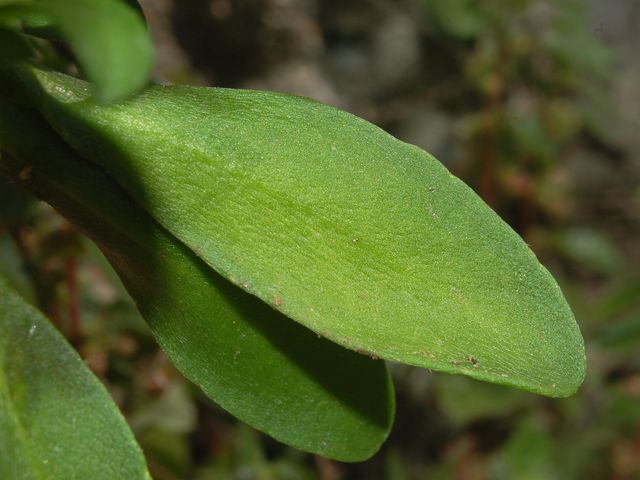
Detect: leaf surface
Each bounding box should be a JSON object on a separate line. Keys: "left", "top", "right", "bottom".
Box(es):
{"left": 0, "top": 99, "right": 394, "bottom": 461}
{"left": 0, "top": 277, "right": 149, "bottom": 479}
{"left": 16, "top": 68, "right": 585, "bottom": 397}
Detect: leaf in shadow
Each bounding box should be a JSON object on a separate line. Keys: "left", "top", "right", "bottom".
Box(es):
{"left": 0, "top": 99, "right": 394, "bottom": 461}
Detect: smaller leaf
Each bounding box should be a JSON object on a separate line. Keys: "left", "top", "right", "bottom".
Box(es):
{"left": 34, "top": 0, "right": 152, "bottom": 101}
{"left": 0, "top": 276, "right": 150, "bottom": 479}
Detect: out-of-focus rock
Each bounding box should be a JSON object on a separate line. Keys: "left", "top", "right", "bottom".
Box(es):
{"left": 394, "top": 107, "right": 456, "bottom": 166}
{"left": 243, "top": 61, "right": 344, "bottom": 108}
{"left": 372, "top": 13, "right": 421, "bottom": 92}
{"left": 139, "top": 0, "right": 207, "bottom": 85}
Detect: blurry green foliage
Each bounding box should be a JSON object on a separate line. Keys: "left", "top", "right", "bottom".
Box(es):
{"left": 433, "top": 374, "right": 532, "bottom": 426}
{"left": 423, "top": 0, "right": 618, "bottom": 228}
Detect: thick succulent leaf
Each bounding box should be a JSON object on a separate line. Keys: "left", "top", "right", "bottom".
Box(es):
{"left": 0, "top": 100, "right": 394, "bottom": 461}
{"left": 15, "top": 68, "right": 585, "bottom": 397}
{"left": 30, "top": 0, "right": 152, "bottom": 101}
{"left": 0, "top": 277, "right": 149, "bottom": 479}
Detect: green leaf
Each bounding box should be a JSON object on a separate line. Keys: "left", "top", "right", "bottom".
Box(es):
{"left": 32, "top": 0, "right": 152, "bottom": 101}
{"left": 0, "top": 0, "right": 151, "bottom": 99}
{"left": 0, "top": 27, "right": 33, "bottom": 62}
{"left": 16, "top": 67, "right": 586, "bottom": 397}
{"left": 0, "top": 276, "right": 149, "bottom": 479}
{"left": 0, "top": 3, "right": 52, "bottom": 35}
{"left": 0, "top": 99, "right": 394, "bottom": 461}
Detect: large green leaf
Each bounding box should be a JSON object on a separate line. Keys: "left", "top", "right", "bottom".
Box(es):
{"left": 14, "top": 67, "right": 586, "bottom": 397}
{"left": 0, "top": 99, "right": 394, "bottom": 461}
{"left": 0, "top": 277, "right": 149, "bottom": 479}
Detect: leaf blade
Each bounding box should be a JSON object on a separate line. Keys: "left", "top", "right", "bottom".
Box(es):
{"left": 16, "top": 68, "right": 586, "bottom": 397}
{"left": 0, "top": 277, "right": 150, "bottom": 479}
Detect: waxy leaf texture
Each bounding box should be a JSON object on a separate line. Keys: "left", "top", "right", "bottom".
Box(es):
{"left": 9, "top": 67, "right": 586, "bottom": 397}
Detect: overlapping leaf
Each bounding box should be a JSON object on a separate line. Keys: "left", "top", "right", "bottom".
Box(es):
{"left": 33, "top": 0, "right": 152, "bottom": 101}
{"left": 0, "top": 99, "right": 394, "bottom": 461}
{"left": 0, "top": 0, "right": 151, "bottom": 101}
{"left": 0, "top": 276, "right": 149, "bottom": 479}
{"left": 12, "top": 68, "right": 585, "bottom": 397}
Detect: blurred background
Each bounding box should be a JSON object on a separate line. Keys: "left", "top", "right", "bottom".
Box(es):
{"left": 1, "top": 0, "right": 639, "bottom": 478}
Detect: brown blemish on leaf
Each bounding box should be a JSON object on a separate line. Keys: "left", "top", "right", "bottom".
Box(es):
{"left": 352, "top": 346, "right": 379, "bottom": 359}
{"left": 467, "top": 355, "right": 478, "bottom": 367}
{"left": 272, "top": 294, "right": 283, "bottom": 307}
{"left": 414, "top": 351, "right": 436, "bottom": 359}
